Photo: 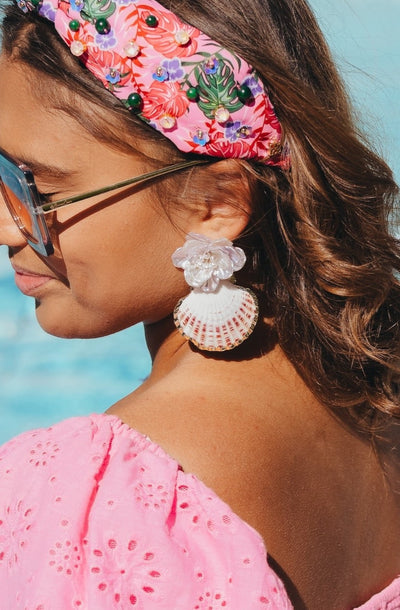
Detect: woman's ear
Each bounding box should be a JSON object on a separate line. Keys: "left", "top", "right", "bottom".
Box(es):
{"left": 177, "top": 158, "right": 252, "bottom": 241}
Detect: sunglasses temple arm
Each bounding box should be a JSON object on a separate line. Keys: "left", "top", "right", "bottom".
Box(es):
{"left": 39, "top": 159, "right": 210, "bottom": 214}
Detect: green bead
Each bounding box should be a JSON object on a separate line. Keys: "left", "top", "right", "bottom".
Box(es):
{"left": 31, "top": 0, "right": 41, "bottom": 6}
{"left": 237, "top": 85, "right": 253, "bottom": 103}
{"left": 127, "top": 93, "right": 142, "bottom": 111}
{"left": 95, "top": 17, "right": 111, "bottom": 35}
{"left": 186, "top": 86, "right": 199, "bottom": 101}
{"left": 145, "top": 14, "right": 158, "bottom": 27}
{"left": 69, "top": 19, "right": 80, "bottom": 32}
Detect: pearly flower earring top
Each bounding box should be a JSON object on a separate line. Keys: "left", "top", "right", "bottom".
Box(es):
{"left": 172, "top": 233, "right": 258, "bottom": 351}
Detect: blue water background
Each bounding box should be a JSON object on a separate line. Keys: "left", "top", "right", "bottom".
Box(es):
{"left": 0, "top": 0, "right": 399, "bottom": 443}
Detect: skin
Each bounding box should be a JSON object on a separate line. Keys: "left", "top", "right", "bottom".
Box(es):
{"left": 0, "top": 69, "right": 189, "bottom": 338}
{"left": 0, "top": 59, "right": 400, "bottom": 609}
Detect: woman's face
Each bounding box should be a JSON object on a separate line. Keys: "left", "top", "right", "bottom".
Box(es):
{"left": 0, "top": 59, "right": 194, "bottom": 338}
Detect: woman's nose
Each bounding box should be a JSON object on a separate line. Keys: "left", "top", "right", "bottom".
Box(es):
{"left": 0, "top": 192, "right": 27, "bottom": 249}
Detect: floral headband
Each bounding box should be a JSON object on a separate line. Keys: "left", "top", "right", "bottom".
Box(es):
{"left": 17, "top": 0, "right": 287, "bottom": 166}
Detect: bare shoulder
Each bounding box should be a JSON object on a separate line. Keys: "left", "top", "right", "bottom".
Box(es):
{"left": 106, "top": 372, "right": 291, "bottom": 511}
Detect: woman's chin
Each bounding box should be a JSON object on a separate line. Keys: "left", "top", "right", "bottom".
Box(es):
{"left": 34, "top": 299, "right": 138, "bottom": 339}
{"left": 34, "top": 302, "right": 104, "bottom": 339}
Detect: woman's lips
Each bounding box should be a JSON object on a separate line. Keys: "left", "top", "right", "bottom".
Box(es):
{"left": 13, "top": 268, "right": 55, "bottom": 296}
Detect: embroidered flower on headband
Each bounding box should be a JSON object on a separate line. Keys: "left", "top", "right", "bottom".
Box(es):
{"left": 17, "top": 0, "right": 288, "bottom": 167}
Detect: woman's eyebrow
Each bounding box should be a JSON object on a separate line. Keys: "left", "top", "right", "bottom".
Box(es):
{"left": 19, "top": 157, "right": 78, "bottom": 180}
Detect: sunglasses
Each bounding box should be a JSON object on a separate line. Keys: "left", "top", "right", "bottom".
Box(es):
{"left": 0, "top": 146, "right": 208, "bottom": 256}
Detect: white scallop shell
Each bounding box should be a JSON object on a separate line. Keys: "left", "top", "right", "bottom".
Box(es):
{"left": 174, "top": 280, "right": 258, "bottom": 351}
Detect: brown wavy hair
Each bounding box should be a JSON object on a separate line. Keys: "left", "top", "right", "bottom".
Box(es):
{"left": 2, "top": 0, "right": 400, "bottom": 440}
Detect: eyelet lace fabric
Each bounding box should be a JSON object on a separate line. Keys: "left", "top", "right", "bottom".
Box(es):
{"left": 0, "top": 413, "right": 398, "bottom": 609}
{"left": 0, "top": 414, "right": 291, "bottom": 609}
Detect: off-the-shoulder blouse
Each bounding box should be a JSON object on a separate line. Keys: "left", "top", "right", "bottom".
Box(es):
{"left": 0, "top": 414, "right": 398, "bottom": 609}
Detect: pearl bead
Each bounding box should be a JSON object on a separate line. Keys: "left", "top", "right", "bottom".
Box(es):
{"left": 174, "top": 29, "right": 190, "bottom": 46}
{"left": 159, "top": 115, "right": 176, "bottom": 130}
{"left": 124, "top": 41, "right": 140, "bottom": 58}
{"left": 214, "top": 106, "right": 230, "bottom": 123}
{"left": 70, "top": 40, "right": 86, "bottom": 56}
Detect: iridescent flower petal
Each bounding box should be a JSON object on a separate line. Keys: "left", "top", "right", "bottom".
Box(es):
{"left": 172, "top": 233, "right": 246, "bottom": 292}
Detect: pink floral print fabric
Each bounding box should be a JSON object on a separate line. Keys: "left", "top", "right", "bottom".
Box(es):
{"left": 18, "top": 0, "right": 286, "bottom": 166}
{"left": 0, "top": 413, "right": 398, "bottom": 608}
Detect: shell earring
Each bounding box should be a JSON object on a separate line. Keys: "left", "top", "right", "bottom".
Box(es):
{"left": 172, "top": 233, "right": 258, "bottom": 351}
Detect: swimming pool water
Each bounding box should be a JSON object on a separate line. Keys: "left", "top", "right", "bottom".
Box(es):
{"left": 0, "top": 0, "right": 399, "bottom": 443}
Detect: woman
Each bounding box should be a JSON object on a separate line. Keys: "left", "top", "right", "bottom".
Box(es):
{"left": 0, "top": 0, "right": 399, "bottom": 608}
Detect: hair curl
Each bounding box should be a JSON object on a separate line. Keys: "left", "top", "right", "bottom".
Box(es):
{"left": 2, "top": 0, "right": 400, "bottom": 441}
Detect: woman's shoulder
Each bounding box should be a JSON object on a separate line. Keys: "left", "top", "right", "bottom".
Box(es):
{"left": 0, "top": 412, "right": 174, "bottom": 486}
{"left": 0, "top": 413, "right": 291, "bottom": 609}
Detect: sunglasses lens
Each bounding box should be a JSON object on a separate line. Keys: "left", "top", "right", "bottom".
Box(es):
{"left": 0, "top": 153, "right": 53, "bottom": 255}
{"left": 0, "top": 163, "right": 38, "bottom": 240}
{"left": 0, "top": 179, "right": 35, "bottom": 237}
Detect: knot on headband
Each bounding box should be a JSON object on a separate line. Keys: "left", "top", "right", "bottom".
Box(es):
{"left": 17, "top": 0, "right": 287, "bottom": 166}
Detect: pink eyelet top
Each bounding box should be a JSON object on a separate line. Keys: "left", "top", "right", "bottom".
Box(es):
{"left": 0, "top": 414, "right": 398, "bottom": 609}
